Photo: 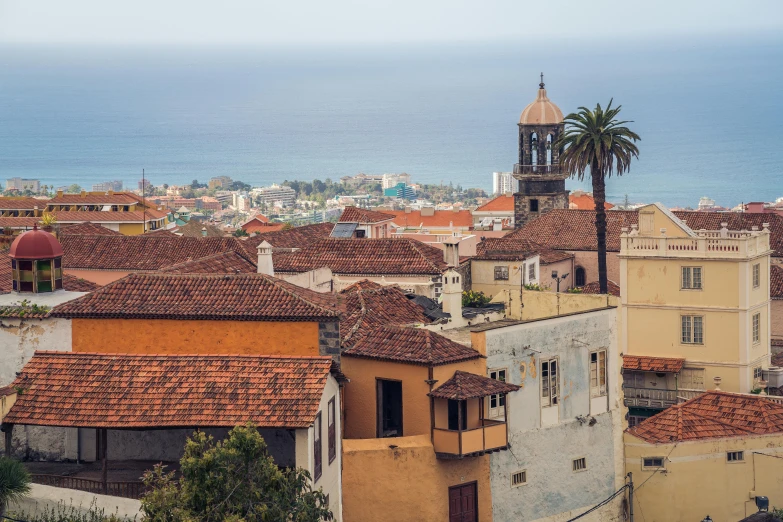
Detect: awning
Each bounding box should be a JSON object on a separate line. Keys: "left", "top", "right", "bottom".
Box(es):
{"left": 622, "top": 355, "right": 685, "bottom": 373}
{"left": 429, "top": 370, "right": 519, "bottom": 400}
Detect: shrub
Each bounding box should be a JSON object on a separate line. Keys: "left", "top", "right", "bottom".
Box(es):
{"left": 12, "top": 500, "right": 128, "bottom": 522}
{"left": 523, "top": 283, "right": 546, "bottom": 291}
{"left": 0, "top": 456, "right": 31, "bottom": 519}
{"left": 462, "top": 290, "right": 491, "bottom": 308}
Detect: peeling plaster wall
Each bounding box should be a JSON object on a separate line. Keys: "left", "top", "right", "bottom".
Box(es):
{"left": 0, "top": 317, "right": 72, "bottom": 386}
{"left": 482, "top": 308, "right": 625, "bottom": 522}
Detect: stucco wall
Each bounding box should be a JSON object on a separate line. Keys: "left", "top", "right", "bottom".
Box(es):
{"left": 521, "top": 290, "right": 617, "bottom": 321}
{"left": 64, "top": 269, "right": 132, "bottom": 285}
{"left": 70, "top": 318, "right": 321, "bottom": 356}
{"left": 480, "top": 308, "right": 624, "bottom": 521}
{"left": 0, "top": 316, "right": 72, "bottom": 386}
{"left": 10, "top": 484, "right": 141, "bottom": 520}
{"left": 342, "top": 435, "right": 492, "bottom": 522}
{"left": 570, "top": 251, "right": 621, "bottom": 287}
{"left": 772, "top": 300, "right": 783, "bottom": 342}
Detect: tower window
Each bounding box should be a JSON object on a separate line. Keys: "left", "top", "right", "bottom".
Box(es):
{"left": 530, "top": 199, "right": 539, "bottom": 212}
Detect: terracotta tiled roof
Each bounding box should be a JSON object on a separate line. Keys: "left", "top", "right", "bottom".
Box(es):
{"left": 48, "top": 193, "right": 140, "bottom": 205}
{"left": 160, "top": 251, "right": 257, "bottom": 274}
{"left": 243, "top": 222, "right": 286, "bottom": 234}
{"left": 569, "top": 193, "right": 614, "bottom": 210}
{"left": 59, "top": 222, "right": 123, "bottom": 236}
{"left": 622, "top": 355, "right": 685, "bottom": 373}
{"left": 241, "top": 223, "right": 335, "bottom": 252}
{"left": 51, "top": 273, "right": 341, "bottom": 321}
{"left": 340, "top": 282, "right": 431, "bottom": 345}
{"left": 772, "top": 265, "right": 783, "bottom": 299}
{"left": 5, "top": 352, "right": 335, "bottom": 429}
{"left": 0, "top": 306, "right": 51, "bottom": 319}
{"left": 475, "top": 194, "right": 515, "bottom": 212}
{"left": 771, "top": 349, "right": 783, "bottom": 367}
{"left": 344, "top": 326, "right": 480, "bottom": 366}
{"left": 144, "top": 229, "right": 178, "bottom": 237}
{"left": 475, "top": 237, "right": 573, "bottom": 264}
{"left": 61, "top": 276, "right": 101, "bottom": 292}
{"left": 61, "top": 235, "right": 246, "bottom": 271}
{"left": 386, "top": 210, "right": 474, "bottom": 229}
{"left": 275, "top": 238, "right": 448, "bottom": 276}
{"left": 338, "top": 206, "right": 395, "bottom": 224}
{"left": 581, "top": 280, "right": 621, "bottom": 297}
{"left": 0, "top": 252, "right": 101, "bottom": 294}
{"left": 626, "top": 391, "right": 783, "bottom": 443}
{"left": 176, "top": 220, "right": 224, "bottom": 238}
{"left": 429, "top": 370, "right": 520, "bottom": 400}
{"left": 52, "top": 210, "right": 169, "bottom": 223}
{"left": 0, "top": 218, "right": 41, "bottom": 228}
{"left": 508, "top": 209, "right": 783, "bottom": 257}
{"left": 0, "top": 197, "right": 47, "bottom": 210}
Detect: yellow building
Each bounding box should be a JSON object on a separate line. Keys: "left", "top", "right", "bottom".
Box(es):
{"left": 624, "top": 390, "right": 783, "bottom": 521}
{"left": 620, "top": 203, "right": 773, "bottom": 423}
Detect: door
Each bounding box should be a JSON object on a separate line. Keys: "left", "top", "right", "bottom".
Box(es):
{"left": 448, "top": 482, "right": 477, "bottom": 522}
{"left": 376, "top": 379, "right": 403, "bottom": 437}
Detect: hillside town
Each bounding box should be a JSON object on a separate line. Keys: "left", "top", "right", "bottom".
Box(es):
{"left": 2, "top": 80, "right": 783, "bottom": 522}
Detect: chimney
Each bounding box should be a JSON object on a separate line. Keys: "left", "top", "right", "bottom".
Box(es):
{"left": 80, "top": 190, "right": 86, "bottom": 197}
{"left": 404, "top": 206, "right": 412, "bottom": 214}
{"left": 442, "top": 237, "right": 460, "bottom": 268}
{"left": 56, "top": 190, "right": 63, "bottom": 198}
{"left": 201, "top": 227, "right": 207, "bottom": 237}
{"left": 257, "top": 240, "right": 274, "bottom": 276}
{"left": 441, "top": 268, "right": 463, "bottom": 318}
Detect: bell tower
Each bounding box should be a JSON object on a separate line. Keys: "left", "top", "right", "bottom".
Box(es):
{"left": 513, "top": 74, "right": 569, "bottom": 228}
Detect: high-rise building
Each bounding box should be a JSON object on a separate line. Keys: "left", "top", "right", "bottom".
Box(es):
{"left": 209, "top": 176, "right": 233, "bottom": 190}
{"left": 92, "top": 180, "right": 123, "bottom": 192}
{"left": 6, "top": 177, "right": 41, "bottom": 193}
{"left": 252, "top": 185, "right": 296, "bottom": 207}
{"left": 491, "top": 172, "right": 517, "bottom": 195}
{"left": 381, "top": 173, "right": 411, "bottom": 190}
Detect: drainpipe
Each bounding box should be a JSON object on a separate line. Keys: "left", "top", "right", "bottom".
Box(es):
{"left": 426, "top": 366, "right": 437, "bottom": 444}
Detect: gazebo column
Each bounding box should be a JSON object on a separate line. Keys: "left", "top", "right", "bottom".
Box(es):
{"left": 457, "top": 400, "right": 463, "bottom": 456}
{"left": 100, "top": 428, "right": 108, "bottom": 495}
{"left": 4, "top": 424, "right": 13, "bottom": 457}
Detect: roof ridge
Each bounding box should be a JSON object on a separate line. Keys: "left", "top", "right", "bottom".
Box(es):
{"left": 404, "top": 238, "right": 444, "bottom": 272}
{"left": 343, "top": 288, "right": 368, "bottom": 345}
{"left": 30, "top": 350, "right": 333, "bottom": 360}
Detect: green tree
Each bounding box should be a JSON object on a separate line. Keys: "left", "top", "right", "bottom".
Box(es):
{"left": 0, "top": 457, "right": 31, "bottom": 519}
{"left": 232, "top": 228, "right": 249, "bottom": 237}
{"left": 66, "top": 184, "right": 82, "bottom": 194}
{"left": 556, "top": 100, "right": 640, "bottom": 294}
{"left": 141, "top": 424, "right": 332, "bottom": 522}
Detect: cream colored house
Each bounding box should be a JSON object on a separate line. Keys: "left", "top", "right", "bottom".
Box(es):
{"left": 620, "top": 203, "right": 773, "bottom": 424}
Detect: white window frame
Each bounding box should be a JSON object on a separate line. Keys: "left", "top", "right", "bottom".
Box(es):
{"left": 572, "top": 457, "right": 587, "bottom": 473}
{"left": 510, "top": 470, "right": 527, "bottom": 487}
{"left": 642, "top": 457, "right": 665, "bottom": 470}
{"left": 589, "top": 350, "right": 607, "bottom": 398}
{"left": 752, "top": 313, "right": 761, "bottom": 344}
{"left": 487, "top": 368, "right": 507, "bottom": 418}
{"left": 727, "top": 451, "right": 745, "bottom": 463}
{"left": 681, "top": 315, "right": 704, "bottom": 344}
{"left": 528, "top": 262, "right": 536, "bottom": 282}
{"left": 754, "top": 366, "right": 763, "bottom": 381}
{"left": 681, "top": 266, "right": 703, "bottom": 290}
{"left": 753, "top": 263, "right": 761, "bottom": 288}
{"left": 678, "top": 368, "right": 705, "bottom": 391}
{"left": 541, "top": 357, "right": 559, "bottom": 408}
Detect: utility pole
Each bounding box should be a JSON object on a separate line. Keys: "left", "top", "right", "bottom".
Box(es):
{"left": 627, "top": 472, "right": 634, "bottom": 522}
{"left": 142, "top": 168, "right": 147, "bottom": 233}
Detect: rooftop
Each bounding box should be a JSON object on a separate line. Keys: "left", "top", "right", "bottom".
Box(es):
{"left": 0, "top": 197, "right": 47, "bottom": 210}
{"left": 241, "top": 222, "right": 335, "bottom": 253}
{"left": 474, "top": 194, "right": 514, "bottom": 213}
{"left": 338, "top": 206, "right": 395, "bottom": 224}
{"left": 48, "top": 192, "right": 141, "bottom": 205}
{"left": 51, "top": 209, "right": 169, "bottom": 223}
{"left": 581, "top": 280, "right": 621, "bottom": 297}
{"left": 519, "top": 81, "right": 563, "bottom": 125}
{"left": 622, "top": 355, "right": 685, "bottom": 373}
{"left": 59, "top": 222, "right": 123, "bottom": 236}
{"left": 51, "top": 273, "right": 341, "bottom": 321}
{"left": 429, "top": 370, "right": 520, "bottom": 400}
{"left": 569, "top": 193, "right": 614, "bottom": 211}
{"left": 474, "top": 236, "right": 573, "bottom": 264}
{"left": 176, "top": 220, "right": 224, "bottom": 238}
{"left": 159, "top": 250, "right": 257, "bottom": 274}
{"left": 772, "top": 265, "right": 783, "bottom": 300}
{"left": 385, "top": 209, "right": 474, "bottom": 229}
{"left": 4, "top": 352, "right": 336, "bottom": 429}
{"left": 343, "top": 325, "right": 481, "bottom": 366}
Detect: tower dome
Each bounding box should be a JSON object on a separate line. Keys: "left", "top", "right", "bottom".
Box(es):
{"left": 519, "top": 75, "right": 564, "bottom": 125}
{"left": 9, "top": 224, "right": 64, "bottom": 293}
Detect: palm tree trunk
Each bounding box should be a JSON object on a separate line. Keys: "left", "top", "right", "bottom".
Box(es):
{"left": 591, "top": 161, "right": 608, "bottom": 294}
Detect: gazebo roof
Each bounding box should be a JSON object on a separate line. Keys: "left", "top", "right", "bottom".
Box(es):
{"left": 429, "top": 370, "right": 519, "bottom": 400}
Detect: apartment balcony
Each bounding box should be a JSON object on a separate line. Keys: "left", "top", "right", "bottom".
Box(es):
{"left": 433, "top": 419, "right": 508, "bottom": 459}
{"left": 623, "top": 386, "right": 704, "bottom": 409}
{"left": 620, "top": 226, "right": 771, "bottom": 260}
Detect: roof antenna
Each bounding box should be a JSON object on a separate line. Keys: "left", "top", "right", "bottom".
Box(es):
{"left": 540, "top": 72, "right": 545, "bottom": 89}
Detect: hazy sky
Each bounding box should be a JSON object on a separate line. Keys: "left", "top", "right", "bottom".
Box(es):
{"left": 1, "top": 0, "right": 781, "bottom": 45}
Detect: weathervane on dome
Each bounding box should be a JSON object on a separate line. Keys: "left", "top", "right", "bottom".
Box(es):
{"left": 539, "top": 72, "right": 545, "bottom": 89}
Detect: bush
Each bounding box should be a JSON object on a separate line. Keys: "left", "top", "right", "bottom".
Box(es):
{"left": 523, "top": 283, "right": 546, "bottom": 291}
{"left": 566, "top": 287, "right": 583, "bottom": 294}
{"left": 11, "top": 499, "right": 128, "bottom": 522}
{"left": 462, "top": 290, "right": 491, "bottom": 308}
{"left": 0, "top": 456, "right": 31, "bottom": 519}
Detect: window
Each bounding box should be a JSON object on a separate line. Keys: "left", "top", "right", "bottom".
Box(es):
{"left": 354, "top": 229, "right": 365, "bottom": 238}
{"left": 679, "top": 368, "right": 705, "bottom": 390}
{"left": 681, "top": 267, "right": 703, "bottom": 290}
{"left": 313, "top": 412, "right": 322, "bottom": 481}
{"left": 642, "top": 457, "right": 665, "bottom": 470}
{"left": 572, "top": 457, "right": 587, "bottom": 472}
{"left": 377, "top": 379, "right": 403, "bottom": 438}
{"left": 328, "top": 397, "right": 336, "bottom": 464}
{"left": 511, "top": 470, "right": 527, "bottom": 487}
{"left": 681, "top": 315, "right": 704, "bottom": 344}
{"left": 488, "top": 369, "right": 507, "bottom": 418}
{"left": 628, "top": 415, "right": 647, "bottom": 428}
{"left": 589, "top": 351, "right": 607, "bottom": 398}
{"left": 530, "top": 199, "right": 539, "bottom": 212}
{"left": 575, "top": 266, "right": 586, "bottom": 287}
{"left": 753, "top": 263, "right": 761, "bottom": 288}
{"left": 727, "top": 451, "right": 745, "bottom": 462}
{"left": 754, "top": 366, "right": 763, "bottom": 381}
{"left": 753, "top": 313, "right": 761, "bottom": 344}
{"left": 528, "top": 263, "right": 536, "bottom": 282}
{"left": 448, "top": 399, "right": 467, "bottom": 431}
{"left": 541, "top": 358, "right": 558, "bottom": 407}
{"left": 494, "top": 266, "right": 509, "bottom": 281}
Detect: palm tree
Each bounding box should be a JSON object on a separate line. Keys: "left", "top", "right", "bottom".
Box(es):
{"left": 0, "top": 457, "right": 31, "bottom": 518}
{"left": 556, "top": 100, "right": 640, "bottom": 294}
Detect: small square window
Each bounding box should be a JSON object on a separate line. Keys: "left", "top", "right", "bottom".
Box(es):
{"left": 511, "top": 470, "right": 527, "bottom": 487}
{"left": 572, "top": 457, "right": 587, "bottom": 472}
{"left": 754, "top": 366, "right": 763, "bottom": 380}
{"left": 530, "top": 199, "right": 539, "bottom": 212}
{"left": 642, "top": 457, "right": 665, "bottom": 470}
{"left": 494, "top": 266, "right": 509, "bottom": 281}
{"left": 727, "top": 451, "right": 744, "bottom": 462}
{"left": 681, "top": 267, "right": 702, "bottom": 290}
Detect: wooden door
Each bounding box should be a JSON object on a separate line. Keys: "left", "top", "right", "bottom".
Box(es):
{"left": 448, "top": 482, "right": 477, "bottom": 522}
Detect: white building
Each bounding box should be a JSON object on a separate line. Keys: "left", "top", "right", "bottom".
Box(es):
{"left": 381, "top": 173, "right": 412, "bottom": 190}
{"left": 252, "top": 185, "right": 297, "bottom": 207}
{"left": 92, "top": 180, "right": 124, "bottom": 192}
{"left": 6, "top": 177, "right": 41, "bottom": 193}
{"left": 492, "top": 172, "right": 517, "bottom": 195}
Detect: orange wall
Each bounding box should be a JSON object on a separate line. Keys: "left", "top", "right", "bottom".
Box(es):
{"left": 71, "top": 318, "right": 321, "bottom": 355}
{"left": 65, "top": 269, "right": 132, "bottom": 286}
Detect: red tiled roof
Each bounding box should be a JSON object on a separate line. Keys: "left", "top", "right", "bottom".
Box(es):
{"left": 344, "top": 326, "right": 481, "bottom": 366}
{"left": 160, "top": 251, "right": 257, "bottom": 274}
{"left": 59, "top": 222, "right": 123, "bottom": 236}
{"left": 61, "top": 235, "right": 246, "bottom": 271}
{"left": 48, "top": 193, "right": 140, "bottom": 205}
{"left": 243, "top": 222, "right": 286, "bottom": 234}
{"left": 569, "top": 193, "right": 614, "bottom": 210}
{"left": 581, "top": 280, "right": 621, "bottom": 297}
{"left": 241, "top": 223, "right": 335, "bottom": 252}
{"left": 61, "top": 275, "right": 101, "bottom": 292}
{"left": 771, "top": 349, "right": 783, "bottom": 367}
{"left": 51, "top": 273, "right": 341, "bottom": 321}
{"left": 429, "top": 370, "right": 520, "bottom": 400}
{"left": 0, "top": 197, "right": 48, "bottom": 210}
{"left": 622, "top": 355, "right": 685, "bottom": 373}
{"left": 338, "top": 206, "right": 395, "bottom": 224}
{"left": 0, "top": 218, "right": 42, "bottom": 228}
{"left": 475, "top": 237, "right": 573, "bottom": 264}
{"left": 5, "top": 352, "right": 335, "bottom": 429}
{"left": 772, "top": 265, "right": 783, "bottom": 299}
{"left": 475, "top": 194, "right": 514, "bottom": 212}
{"left": 627, "top": 391, "right": 783, "bottom": 443}
{"left": 275, "top": 238, "right": 448, "bottom": 276}
{"left": 386, "top": 209, "right": 474, "bottom": 229}
{"left": 176, "top": 220, "right": 224, "bottom": 238}
{"left": 340, "top": 283, "right": 431, "bottom": 345}
{"left": 144, "top": 229, "right": 178, "bottom": 237}
{"left": 52, "top": 209, "right": 169, "bottom": 222}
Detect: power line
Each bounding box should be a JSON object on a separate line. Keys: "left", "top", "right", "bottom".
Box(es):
{"left": 565, "top": 484, "right": 629, "bottom": 522}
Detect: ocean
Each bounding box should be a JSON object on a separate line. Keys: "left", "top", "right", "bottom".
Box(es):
{"left": 0, "top": 35, "right": 781, "bottom": 208}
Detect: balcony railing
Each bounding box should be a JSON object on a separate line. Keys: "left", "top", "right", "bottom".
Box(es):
{"left": 620, "top": 231, "right": 770, "bottom": 259}
{"left": 433, "top": 419, "right": 508, "bottom": 459}
{"left": 31, "top": 474, "right": 146, "bottom": 499}
{"left": 513, "top": 164, "right": 563, "bottom": 175}
{"left": 623, "top": 386, "right": 704, "bottom": 409}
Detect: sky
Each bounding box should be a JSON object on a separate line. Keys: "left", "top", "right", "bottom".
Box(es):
{"left": 1, "top": 0, "right": 782, "bottom": 46}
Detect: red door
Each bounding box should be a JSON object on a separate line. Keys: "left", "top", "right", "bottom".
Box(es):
{"left": 448, "top": 482, "right": 477, "bottom": 522}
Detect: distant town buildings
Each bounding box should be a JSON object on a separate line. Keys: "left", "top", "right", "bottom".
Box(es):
{"left": 382, "top": 182, "right": 416, "bottom": 200}
{"left": 137, "top": 178, "right": 152, "bottom": 192}
{"left": 5, "top": 177, "right": 41, "bottom": 192}
{"left": 340, "top": 173, "right": 384, "bottom": 188}
{"left": 252, "top": 184, "right": 296, "bottom": 207}
{"left": 381, "top": 173, "right": 411, "bottom": 189}
{"left": 491, "top": 171, "right": 517, "bottom": 195}
{"left": 209, "top": 176, "right": 233, "bottom": 189}
{"left": 91, "top": 180, "right": 123, "bottom": 192}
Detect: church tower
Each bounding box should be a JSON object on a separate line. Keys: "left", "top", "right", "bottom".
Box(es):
{"left": 513, "top": 74, "right": 569, "bottom": 228}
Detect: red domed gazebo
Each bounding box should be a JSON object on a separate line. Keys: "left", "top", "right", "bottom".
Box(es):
{"left": 9, "top": 224, "right": 64, "bottom": 293}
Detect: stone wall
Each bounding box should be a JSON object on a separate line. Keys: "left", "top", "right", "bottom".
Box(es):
{"left": 0, "top": 317, "right": 72, "bottom": 387}
{"left": 318, "top": 320, "right": 341, "bottom": 359}
{"left": 514, "top": 191, "right": 569, "bottom": 229}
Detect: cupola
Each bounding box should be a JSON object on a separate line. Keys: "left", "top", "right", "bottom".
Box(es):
{"left": 9, "top": 224, "right": 64, "bottom": 293}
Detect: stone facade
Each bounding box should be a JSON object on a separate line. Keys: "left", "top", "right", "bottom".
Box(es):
{"left": 318, "top": 320, "right": 341, "bottom": 358}
{"left": 514, "top": 190, "right": 569, "bottom": 229}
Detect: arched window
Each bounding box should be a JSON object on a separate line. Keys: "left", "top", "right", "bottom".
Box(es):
{"left": 546, "top": 134, "right": 553, "bottom": 166}
{"left": 530, "top": 132, "right": 538, "bottom": 167}
{"left": 575, "top": 266, "right": 586, "bottom": 287}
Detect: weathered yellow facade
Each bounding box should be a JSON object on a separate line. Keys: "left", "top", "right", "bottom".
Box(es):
{"left": 620, "top": 204, "right": 773, "bottom": 394}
